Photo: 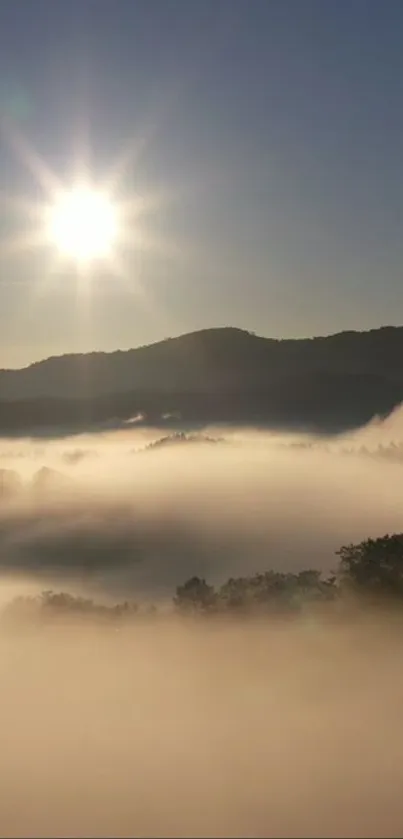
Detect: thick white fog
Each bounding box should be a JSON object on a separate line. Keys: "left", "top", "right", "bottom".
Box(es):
{"left": 0, "top": 409, "right": 403, "bottom": 601}
{"left": 1, "top": 413, "right": 403, "bottom": 837}
{"left": 1, "top": 617, "right": 403, "bottom": 837}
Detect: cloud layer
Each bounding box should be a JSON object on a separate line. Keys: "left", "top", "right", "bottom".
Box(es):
{"left": 1, "top": 413, "right": 403, "bottom": 836}
{"left": 0, "top": 408, "right": 403, "bottom": 601}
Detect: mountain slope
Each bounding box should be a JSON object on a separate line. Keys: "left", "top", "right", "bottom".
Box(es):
{"left": 0, "top": 325, "right": 402, "bottom": 432}
{"left": 1, "top": 324, "right": 403, "bottom": 400}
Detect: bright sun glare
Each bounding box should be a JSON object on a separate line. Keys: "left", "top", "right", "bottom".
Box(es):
{"left": 47, "top": 187, "right": 118, "bottom": 263}
{"left": 0, "top": 120, "right": 177, "bottom": 291}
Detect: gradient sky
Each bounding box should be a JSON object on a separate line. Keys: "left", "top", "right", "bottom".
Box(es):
{"left": 0, "top": 0, "right": 402, "bottom": 367}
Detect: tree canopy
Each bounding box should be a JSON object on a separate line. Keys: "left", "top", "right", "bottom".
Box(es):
{"left": 3, "top": 532, "right": 403, "bottom": 625}
{"left": 337, "top": 533, "right": 403, "bottom": 600}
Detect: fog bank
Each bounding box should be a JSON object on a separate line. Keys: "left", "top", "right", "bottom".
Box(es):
{"left": 0, "top": 412, "right": 403, "bottom": 600}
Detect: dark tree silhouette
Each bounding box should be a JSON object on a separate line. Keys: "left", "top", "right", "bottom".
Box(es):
{"left": 0, "top": 590, "right": 140, "bottom": 625}
{"left": 173, "top": 569, "right": 338, "bottom": 617}
{"left": 174, "top": 576, "right": 216, "bottom": 613}
{"left": 337, "top": 533, "right": 403, "bottom": 599}
{"left": 5, "top": 531, "right": 403, "bottom": 628}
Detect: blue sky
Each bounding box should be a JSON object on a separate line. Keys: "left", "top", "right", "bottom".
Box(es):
{"left": 0, "top": 0, "right": 402, "bottom": 366}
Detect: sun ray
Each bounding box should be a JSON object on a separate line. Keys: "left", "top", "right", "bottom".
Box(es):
{"left": 0, "top": 229, "right": 49, "bottom": 258}
{"left": 108, "top": 252, "right": 176, "bottom": 336}
{"left": 0, "top": 109, "right": 198, "bottom": 340}
{"left": 0, "top": 118, "right": 62, "bottom": 197}
{"left": 101, "top": 88, "right": 179, "bottom": 194}
{"left": 0, "top": 191, "right": 43, "bottom": 217}
{"left": 118, "top": 224, "right": 199, "bottom": 268}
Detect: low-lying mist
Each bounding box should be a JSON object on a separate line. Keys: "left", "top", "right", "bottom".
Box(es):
{"left": 1, "top": 412, "right": 403, "bottom": 836}
{"left": 1, "top": 615, "right": 403, "bottom": 837}
{"left": 0, "top": 409, "right": 403, "bottom": 601}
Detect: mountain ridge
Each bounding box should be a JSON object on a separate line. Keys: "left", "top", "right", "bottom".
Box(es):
{"left": 1, "top": 323, "right": 402, "bottom": 375}
{"left": 1, "top": 324, "right": 403, "bottom": 433}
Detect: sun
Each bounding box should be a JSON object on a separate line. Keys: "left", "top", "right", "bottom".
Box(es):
{"left": 46, "top": 186, "right": 119, "bottom": 263}
{"left": 0, "top": 121, "right": 183, "bottom": 301}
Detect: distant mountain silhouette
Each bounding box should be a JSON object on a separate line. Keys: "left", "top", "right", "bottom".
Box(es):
{"left": 140, "top": 432, "right": 224, "bottom": 452}
{"left": 1, "top": 325, "right": 403, "bottom": 433}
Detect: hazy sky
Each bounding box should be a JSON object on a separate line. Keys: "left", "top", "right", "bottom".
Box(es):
{"left": 0, "top": 0, "right": 402, "bottom": 367}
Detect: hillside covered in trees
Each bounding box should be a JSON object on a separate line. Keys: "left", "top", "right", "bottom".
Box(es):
{"left": 1, "top": 325, "right": 403, "bottom": 433}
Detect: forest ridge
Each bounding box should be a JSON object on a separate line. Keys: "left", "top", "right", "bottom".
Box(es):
{"left": 0, "top": 325, "right": 403, "bottom": 431}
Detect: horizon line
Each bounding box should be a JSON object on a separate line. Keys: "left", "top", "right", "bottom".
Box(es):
{"left": 1, "top": 322, "right": 401, "bottom": 374}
